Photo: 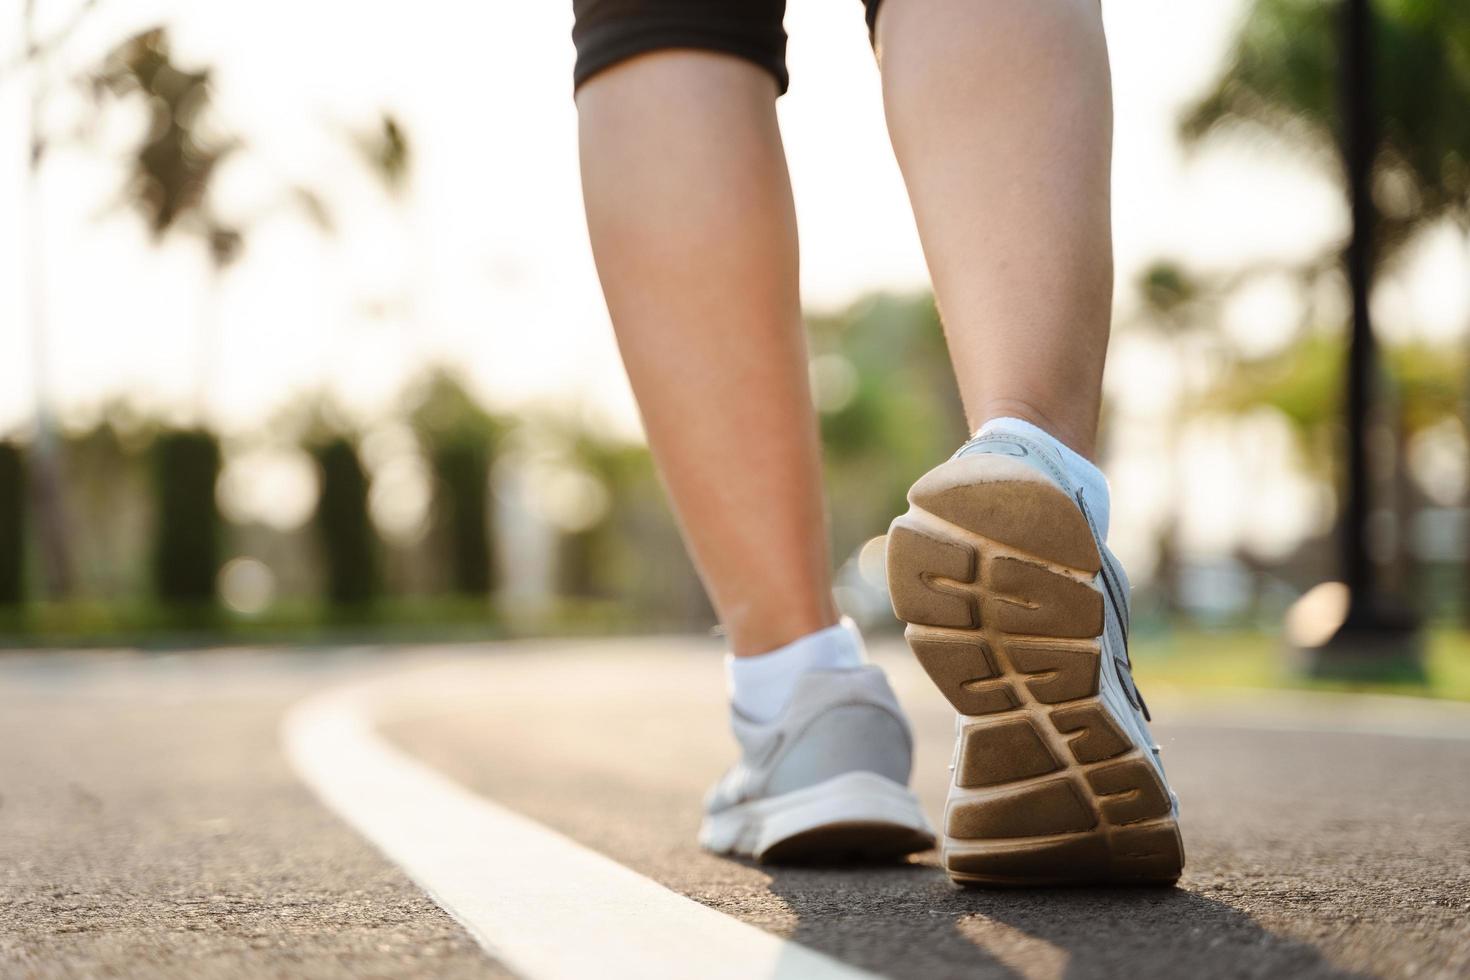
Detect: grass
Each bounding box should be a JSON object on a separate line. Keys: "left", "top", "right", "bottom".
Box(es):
{"left": 1130, "top": 625, "right": 1470, "bottom": 702}
{"left": 5, "top": 600, "right": 1469, "bottom": 704}
{"left": 0, "top": 596, "right": 653, "bottom": 650}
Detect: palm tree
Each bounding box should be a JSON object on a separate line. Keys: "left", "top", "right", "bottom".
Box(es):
{"left": 1183, "top": 0, "right": 1469, "bottom": 668}
{"left": 73, "top": 26, "right": 434, "bottom": 616}
{"left": 88, "top": 27, "right": 277, "bottom": 420}
{"left": 1183, "top": 0, "right": 1469, "bottom": 259}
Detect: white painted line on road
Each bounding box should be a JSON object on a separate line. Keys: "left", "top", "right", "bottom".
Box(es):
{"left": 283, "top": 677, "right": 877, "bottom": 980}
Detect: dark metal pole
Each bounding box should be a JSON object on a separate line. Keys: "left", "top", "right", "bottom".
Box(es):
{"left": 1304, "top": 0, "right": 1422, "bottom": 677}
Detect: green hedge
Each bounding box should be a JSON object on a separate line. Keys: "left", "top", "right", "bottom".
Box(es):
{"left": 431, "top": 440, "right": 492, "bottom": 595}
{"left": 312, "top": 437, "right": 378, "bottom": 606}
{"left": 150, "top": 429, "right": 221, "bottom": 606}
{"left": 0, "top": 443, "right": 23, "bottom": 605}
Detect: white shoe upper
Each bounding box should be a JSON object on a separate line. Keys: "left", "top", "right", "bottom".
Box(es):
{"left": 703, "top": 666, "right": 916, "bottom": 816}
{"left": 953, "top": 432, "right": 1178, "bottom": 814}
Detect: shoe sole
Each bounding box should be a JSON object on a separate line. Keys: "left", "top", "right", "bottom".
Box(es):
{"left": 699, "top": 770, "right": 935, "bottom": 864}
{"left": 887, "top": 455, "right": 1184, "bottom": 887}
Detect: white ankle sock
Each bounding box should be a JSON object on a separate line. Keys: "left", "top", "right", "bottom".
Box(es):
{"left": 726, "top": 617, "right": 866, "bottom": 723}
{"left": 977, "top": 416, "right": 1111, "bottom": 541}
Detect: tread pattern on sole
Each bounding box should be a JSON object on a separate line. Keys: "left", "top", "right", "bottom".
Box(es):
{"left": 1049, "top": 704, "right": 1132, "bottom": 764}
{"left": 946, "top": 778, "right": 1096, "bottom": 838}
{"left": 886, "top": 525, "right": 978, "bottom": 629}
{"left": 909, "top": 635, "right": 1019, "bottom": 716}
{"left": 887, "top": 469, "right": 1184, "bottom": 887}
{"left": 954, "top": 717, "right": 1060, "bottom": 788}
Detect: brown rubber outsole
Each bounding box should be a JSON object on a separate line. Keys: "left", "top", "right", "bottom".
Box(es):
{"left": 887, "top": 456, "right": 1185, "bottom": 887}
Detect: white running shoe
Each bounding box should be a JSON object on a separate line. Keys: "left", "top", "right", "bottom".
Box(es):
{"left": 699, "top": 666, "right": 935, "bottom": 863}
{"left": 886, "top": 431, "right": 1185, "bottom": 886}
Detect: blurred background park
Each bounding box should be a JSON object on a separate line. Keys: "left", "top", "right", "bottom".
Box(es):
{"left": 2, "top": 0, "right": 1468, "bottom": 697}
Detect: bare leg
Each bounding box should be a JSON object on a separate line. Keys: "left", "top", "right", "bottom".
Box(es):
{"left": 877, "top": 0, "right": 1114, "bottom": 458}
{"left": 577, "top": 51, "right": 837, "bottom": 655}
{"left": 877, "top": 2, "right": 1187, "bottom": 887}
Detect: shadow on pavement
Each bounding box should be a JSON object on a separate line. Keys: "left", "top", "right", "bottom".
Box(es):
{"left": 760, "top": 861, "right": 1369, "bottom": 980}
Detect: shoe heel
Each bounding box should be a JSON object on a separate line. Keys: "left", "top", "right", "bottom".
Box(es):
{"left": 754, "top": 771, "right": 934, "bottom": 864}
{"left": 886, "top": 458, "right": 1184, "bottom": 886}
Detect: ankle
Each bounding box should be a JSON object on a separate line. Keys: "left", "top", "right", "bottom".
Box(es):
{"left": 726, "top": 617, "right": 867, "bottom": 723}
{"left": 970, "top": 398, "right": 1096, "bottom": 461}
{"left": 723, "top": 600, "right": 840, "bottom": 657}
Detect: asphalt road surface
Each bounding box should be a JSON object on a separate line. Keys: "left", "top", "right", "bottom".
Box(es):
{"left": 2, "top": 638, "right": 1468, "bottom": 979}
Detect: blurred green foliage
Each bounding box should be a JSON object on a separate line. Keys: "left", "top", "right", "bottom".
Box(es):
{"left": 409, "top": 371, "right": 501, "bottom": 597}
{"left": 1207, "top": 335, "right": 1463, "bottom": 446}
{"left": 1184, "top": 0, "right": 1470, "bottom": 257}
{"left": 312, "top": 438, "right": 378, "bottom": 609}
{"left": 0, "top": 444, "right": 24, "bottom": 606}
{"left": 7, "top": 0, "right": 1466, "bottom": 652}
{"left": 809, "top": 293, "right": 968, "bottom": 562}
{"left": 431, "top": 441, "right": 494, "bottom": 596}
{"left": 1132, "top": 625, "right": 1470, "bottom": 701}
{"left": 1155, "top": 0, "right": 1470, "bottom": 624}
{"left": 553, "top": 421, "right": 712, "bottom": 625}
{"left": 555, "top": 433, "right": 633, "bottom": 601}
{"left": 149, "top": 430, "right": 221, "bottom": 609}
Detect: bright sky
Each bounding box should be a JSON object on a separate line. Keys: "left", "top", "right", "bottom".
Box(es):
{"left": 2, "top": 0, "right": 1467, "bottom": 575}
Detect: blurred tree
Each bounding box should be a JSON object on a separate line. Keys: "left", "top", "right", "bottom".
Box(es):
{"left": 1183, "top": 0, "right": 1470, "bottom": 260}
{"left": 407, "top": 371, "right": 502, "bottom": 596}
{"left": 88, "top": 27, "right": 242, "bottom": 421}
{"left": 65, "top": 411, "right": 155, "bottom": 600}
{"left": 0, "top": 443, "right": 25, "bottom": 606}
{"left": 347, "top": 112, "right": 415, "bottom": 326}
{"left": 808, "top": 294, "right": 967, "bottom": 564}
{"left": 433, "top": 441, "right": 493, "bottom": 595}
{"left": 84, "top": 28, "right": 336, "bottom": 418}
{"left": 351, "top": 113, "right": 412, "bottom": 197}
{"left": 88, "top": 29, "right": 238, "bottom": 244}
{"left": 82, "top": 29, "right": 424, "bottom": 618}
{"left": 81, "top": 28, "right": 316, "bottom": 617}
{"left": 1204, "top": 333, "right": 1465, "bottom": 615}
{"left": 1182, "top": 0, "right": 1470, "bottom": 417}
{"left": 1183, "top": 0, "right": 1469, "bottom": 637}
{"left": 1207, "top": 335, "right": 1464, "bottom": 465}
{"left": 554, "top": 431, "right": 632, "bottom": 602}
{"left": 150, "top": 429, "right": 221, "bottom": 608}
{"left": 312, "top": 437, "right": 378, "bottom": 608}
{"left": 555, "top": 428, "right": 712, "bottom": 626}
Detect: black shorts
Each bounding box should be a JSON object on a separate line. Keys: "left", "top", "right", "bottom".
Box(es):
{"left": 571, "top": 0, "right": 884, "bottom": 96}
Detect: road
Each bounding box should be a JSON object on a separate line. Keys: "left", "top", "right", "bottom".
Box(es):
{"left": 2, "top": 639, "right": 1467, "bottom": 979}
